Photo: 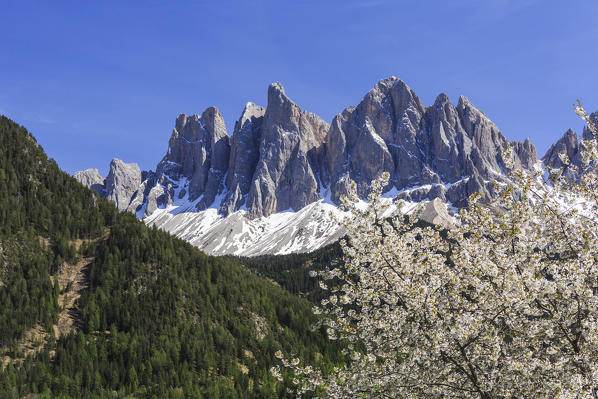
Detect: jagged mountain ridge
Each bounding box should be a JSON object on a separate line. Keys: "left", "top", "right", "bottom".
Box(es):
{"left": 542, "top": 111, "right": 598, "bottom": 180}
{"left": 76, "top": 77, "right": 542, "bottom": 256}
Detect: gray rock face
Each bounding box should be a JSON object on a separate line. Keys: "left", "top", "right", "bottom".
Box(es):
{"left": 420, "top": 198, "right": 457, "bottom": 229}
{"left": 512, "top": 138, "right": 538, "bottom": 169}
{"left": 246, "top": 82, "right": 329, "bottom": 217}
{"left": 73, "top": 168, "right": 105, "bottom": 195}
{"left": 125, "top": 171, "right": 156, "bottom": 215}
{"left": 325, "top": 77, "right": 537, "bottom": 207}
{"left": 542, "top": 128, "right": 583, "bottom": 181}
{"left": 220, "top": 102, "right": 265, "bottom": 215}
{"left": 105, "top": 159, "right": 142, "bottom": 212}
{"left": 326, "top": 78, "right": 423, "bottom": 201}
{"left": 543, "top": 129, "right": 581, "bottom": 167}
{"left": 73, "top": 163, "right": 144, "bottom": 213}
{"left": 420, "top": 94, "right": 470, "bottom": 184}
{"left": 583, "top": 111, "right": 598, "bottom": 141}
{"left": 541, "top": 110, "right": 598, "bottom": 182}
{"left": 76, "top": 77, "right": 543, "bottom": 219}
{"left": 154, "top": 108, "right": 231, "bottom": 211}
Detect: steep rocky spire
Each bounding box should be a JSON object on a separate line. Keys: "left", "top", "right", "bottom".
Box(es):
{"left": 245, "top": 82, "right": 329, "bottom": 217}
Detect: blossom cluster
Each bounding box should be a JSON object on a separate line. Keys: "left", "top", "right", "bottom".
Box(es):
{"left": 274, "top": 104, "right": 598, "bottom": 398}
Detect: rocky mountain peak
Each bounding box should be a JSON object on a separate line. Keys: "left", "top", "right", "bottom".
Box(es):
{"left": 174, "top": 113, "right": 195, "bottom": 131}
{"left": 220, "top": 103, "right": 266, "bottom": 215}
{"left": 268, "top": 81, "right": 286, "bottom": 98}
{"left": 200, "top": 107, "right": 227, "bottom": 138}
{"left": 105, "top": 158, "right": 142, "bottom": 212}
{"left": 263, "top": 82, "right": 328, "bottom": 147}
{"left": 426, "top": 93, "right": 461, "bottom": 132}
{"left": 326, "top": 77, "right": 430, "bottom": 201}
{"left": 157, "top": 107, "right": 231, "bottom": 210}
{"left": 456, "top": 95, "right": 495, "bottom": 140}
{"left": 246, "top": 82, "right": 329, "bottom": 217}
{"left": 327, "top": 78, "right": 539, "bottom": 207}
{"left": 433, "top": 93, "right": 451, "bottom": 105}
{"left": 420, "top": 93, "right": 469, "bottom": 183}
{"left": 240, "top": 102, "right": 265, "bottom": 123}
{"left": 541, "top": 109, "right": 597, "bottom": 181}
{"left": 73, "top": 168, "right": 105, "bottom": 195}
{"left": 265, "top": 82, "right": 292, "bottom": 122}
{"left": 512, "top": 137, "right": 537, "bottom": 169}
{"left": 542, "top": 128, "right": 581, "bottom": 175}
{"left": 201, "top": 106, "right": 230, "bottom": 172}
{"left": 455, "top": 96, "right": 511, "bottom": 175}
{"left": 456, "top": 95, "right": 470, "bottom": 108}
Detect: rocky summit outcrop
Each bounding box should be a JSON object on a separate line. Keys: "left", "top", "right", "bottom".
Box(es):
{"left": 76, "top": 78, "right": 541, "bottom": 214}
{"left": 541, "top": 109, "right": 598, "bottom": 183}
{"left": 105, "top": 159, "right": 142, "bottom": 212}
{"left": 117, "top": 83, "right": 329, "bottom": 219}
{"left": 155, "top": 108, "right": 231, "bottom": 210}
{"left": 324, "top": 77, "right": 537, "bottom": 207}
{"left": 542, "top": 129, "right": 582, "bottom": 173}
{"left": 220, "top": 102, "right": 265, "bottom": 215}
{"left": 73, "top": 168, "right": 105, "bottom": 195}
{"left": 73, "top": 159, "right": 144, "bottom": 212}
{"left": 112, "top": 108, "right": 234, "bottom": 217}
{"left": 325, "top": 78, "right": 410, "bottom": 201}
{"left": 245, "top": 82, "right": 329, "bottom": 217}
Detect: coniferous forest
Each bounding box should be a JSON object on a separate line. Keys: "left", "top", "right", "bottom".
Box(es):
{"left": 0, "top": 116, "right": 344, "bottom": 398}
{"left": 237, "top": 243, "right": 343, "bottom": 304}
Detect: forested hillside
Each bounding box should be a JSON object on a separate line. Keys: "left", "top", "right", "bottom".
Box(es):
{"left": 238, "top": 243, "right": 343, "bottom": 303}
{"left": 0, "top": 116, "right": 343, "bottom": 398}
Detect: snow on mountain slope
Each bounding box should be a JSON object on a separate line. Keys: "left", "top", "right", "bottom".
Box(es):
{"left": 143, "top": 196, "right": 346, "bottom": 257}
{"left": 139, "top": 179, "right": 446, "bottom": 257}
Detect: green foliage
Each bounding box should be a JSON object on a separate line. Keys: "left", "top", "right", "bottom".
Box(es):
{"left": 0, "top": 116, "right": 344, "bottom": 397}
{"left": 0, "top": 235, "right": 60, "bottom": 346}
{"left": 0, "top": 116, "right": 114, "bottom": 348}
{"left": 0, "top": 117, "right": 115, "bottom": 239}
{"left": 237, "top": 243, "right": 343, "bottom": 303}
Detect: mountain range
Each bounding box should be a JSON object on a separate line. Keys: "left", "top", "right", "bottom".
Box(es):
{"left": 74, "top": 77, "right": 595, "bottom": 256}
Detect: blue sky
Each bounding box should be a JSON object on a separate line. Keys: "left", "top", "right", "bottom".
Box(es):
{"left": 2, "top": 1, "right": 597, "bottom": 176}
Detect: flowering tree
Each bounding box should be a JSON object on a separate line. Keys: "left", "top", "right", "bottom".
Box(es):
{"left": 273, "top": 104, "right": 598, "bottom": 398}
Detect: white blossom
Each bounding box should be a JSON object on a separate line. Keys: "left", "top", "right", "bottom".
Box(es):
{"left": 273, "top": 105, "right": 598, "bottom": 398}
